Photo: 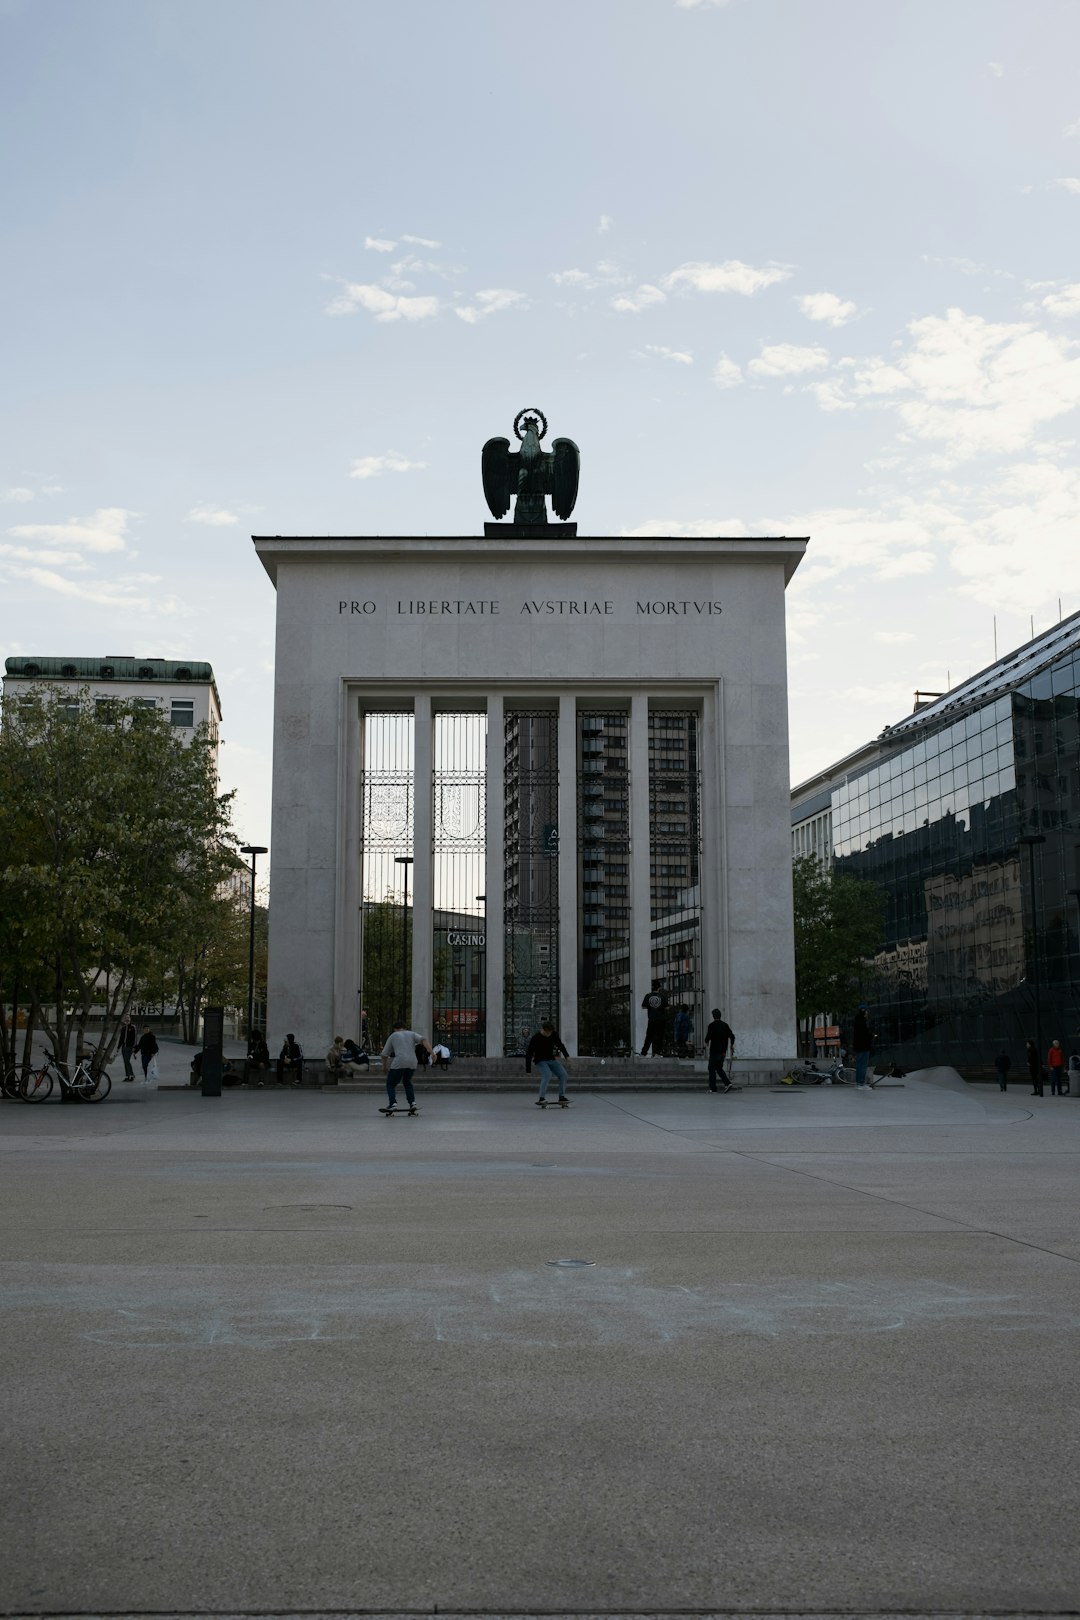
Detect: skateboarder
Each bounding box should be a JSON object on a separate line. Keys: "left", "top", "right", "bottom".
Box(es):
{"left": 704, "top": 1007, "right": 735, "bottom": 1092}
{"left": 525, "top": 1018, "right": 571, "bottom": 1107}
{"left": 379, "top": 1018, "right": 430, "bottom": 1114}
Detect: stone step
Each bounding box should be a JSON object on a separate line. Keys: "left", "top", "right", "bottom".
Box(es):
{"left": 329, "top": 1064, "right": 782, "bottom": 1093}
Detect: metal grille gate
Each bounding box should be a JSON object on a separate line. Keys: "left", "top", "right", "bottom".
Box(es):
{"left": 577, "top": 709, "right": 631, "bottom": 1054}
{"left": 359, "top": 711, "right": 414, "bottom": 1052}
{"left": 503, "top": 709, "right": 559, "bottom": 1054}
{"left": 649, "top": 709, "right": 703, "bottom": 1053}
{"left": 432, "top": 712, "right": 487, "bottom": 1056}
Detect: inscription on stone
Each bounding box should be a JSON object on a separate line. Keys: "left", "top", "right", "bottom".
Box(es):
{"left": 338, "top": 597, "right": 722, "bottom": 619}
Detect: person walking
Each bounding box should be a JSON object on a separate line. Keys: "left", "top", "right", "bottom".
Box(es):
{"left": 852, "top": 1005, "right": 874, "bottom": 1089}
{"left": 117, "top": 1016, "right": 138, "bottom": 1081}
{"left": 704, "top": 1008, "right": 735, "bottom": 1093}
{"left": 1047, "top": 1039, "right": 1066, "bottom": 1096}
{"left": 993, "top": 1049, "right": 1011, "bottom": 1092}
{"left": 525, "top": 1018, "right": 571, "bottom": 1107}
{"left": 640, "top": 985, "right": 669, "bottom": 1056}
{"left": 1026, "top": 1038, "right": 1043, "bottom": 1096}
{"left": 136, "top": 1025, "right": 159, "bottom": 1079}
{"left": 379, "top": 1018, "right": 429, "bottom": 1114}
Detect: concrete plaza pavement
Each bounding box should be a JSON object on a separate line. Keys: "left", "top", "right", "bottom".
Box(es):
{"left": 2, "top": 1074, "right": 1079, "bottom": 1618}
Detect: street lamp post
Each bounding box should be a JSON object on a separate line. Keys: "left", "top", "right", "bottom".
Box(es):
{"left": 239, "top": 844, "right": 268, "bottom": 1051}
{"left": 1019, "top": 834, "right": 1047, "bottom": 1082}
{"left": 394, "top": 855, "right": 414, "bottom": 1024}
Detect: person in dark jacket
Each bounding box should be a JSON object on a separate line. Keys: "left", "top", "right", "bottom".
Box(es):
{"left": 704, "top": 1008, "right": 735, "bottom": 1093}
{"left": 136, "top": 1026, "right": 159, "bottom": 1078}
{"left": 277, "top": 1034, "right": 304, "bottom": 1085}
{"left": 117, "top": 1017, "right": 138, "bottom": 1081}
{"left": 640, "top": 985, "right": 669, "bottom": 1056}
{"left": 1026, "top": 1038, "right": 1042, "bottom": 1096}
{"left": 673, "top": 1004, "right": 692, "bottom": 1058}
{"left": 993, "top": 1050, "right": 1011, "bottom": 1092}
{"left": 852, "top": 1006, "right": 873, "bottom": 1090}
{"left": 525, "top": 1019, "right": 571, "bottom": 1107}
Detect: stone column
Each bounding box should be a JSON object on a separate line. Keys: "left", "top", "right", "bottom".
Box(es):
{"left": 557, "top": 693, "right": 579, "bottom": 1054}
{"left": 629, "top": 692, "right": 653, "bottom": 1054}
{"left": 700, "top": 681, "right": 729, "bottom": 1021}
{"left": 484, "top": 694, "right": 505, "bottom": 1056}
{"left": 411, "top": 694, "right": 434, "bottom": 1037}
{"left": 334, "top": 691, "right": 363, "bottom": 1042}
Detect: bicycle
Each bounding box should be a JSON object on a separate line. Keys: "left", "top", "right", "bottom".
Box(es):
{"left": 9, "top": 1050, "right": 112, "bottom": 1103}
{"left": 780, "top": 1059, "right": 848, "bottom": 1086}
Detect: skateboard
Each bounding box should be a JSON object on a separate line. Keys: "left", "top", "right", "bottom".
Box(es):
{"left": 535, "top": 1098, "right": 571, "bottom": 1108}
{"left": 379, "top": 1104, "right": 419, "bottom": 1117}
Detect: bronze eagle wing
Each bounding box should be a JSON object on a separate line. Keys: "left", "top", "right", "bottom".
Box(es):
{"left": 549, "top": 437, "right": 580, "bottom": 522}
{"left": 481, "top": 437, "right": 515, "bottom": 519}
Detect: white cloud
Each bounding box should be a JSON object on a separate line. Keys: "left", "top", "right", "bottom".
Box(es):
{"left": 802, "top": 307, "right": 1080, "bottom": 463}
{"left": 186, "top": 504, "right": 239, "bottom": 526}
{"left": 365, "top": 236, "right": 396, "bottom": 252}
{"left": 401, "top": 234, "right": 440, "bottom": 247}
{"left": 797, "top": 291, "right": 858, "bottom": 327}
{"left": 986, "top": 61, "right": 1004, "bottom": 77}
{"left": 749, "top": 343, "right": 830, "bottom": 378}
{"left": 711, "top": 353, "right": 743, "bottom": 389}
{"left": 455, "top": 288, "right": 527, "bottom": 324}
{"left": 0, "top": 563, "right": 183, "bottom": 612}
{"left": 779, "top": 456, "right": 1080, "bottom": 614}
{"left": 1065, "top": 118, "right": 1080, "bottom": 137}
{"left": 922, "top": 255, "right": 1015, "bottom": 281}
{"left": 875, "top": 630, "right": 916, "bottom": 644}
{"left": 805, "top": 379, "right": 855, "bottom": 411}
{"left": 7, "top": 506, "right": 137, "bottom": 553}
{"left": 0, "top": 543, "right": 90, "bottom": 569}
{"left": 598, "top": 214, "right": 613, "bottom": 233}
{"left": 675, "top": 0, "right": 730, "bottom": 8}
{"left": 1043, "top": 283, "right": 1080, "bottom": 317}
{"left": 389, "top": 253, "right": 462, "bottom": 282}
{"left": 3, "top": 487, "right": 34, "bottom": 502}
{"left": 348, "top": 453, "right": 427, "bottom": 480}
{"left": 641, "top": 344, "right": 693, "bottom": 365}
{"left": 620, "top": 518, "right": 746, "bottom": 537}
{"left": 551, "top": 262, "right": 628, "bottom": 291}
{"left": 1055, "top": 178, "right": 1080, "bottom": 194}
{"left": 611, "top": 283, "right": 666, "bottom": 314}
{"left": 661, "top": 259, "right": 793, "bottom": 297}
{"left": 325, "top": 281, "right": 440, "bottom": 321}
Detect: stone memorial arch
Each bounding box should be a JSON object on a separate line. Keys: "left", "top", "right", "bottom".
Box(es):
{"left": 255, "top": 412, "right": 805, "bottom": 1073}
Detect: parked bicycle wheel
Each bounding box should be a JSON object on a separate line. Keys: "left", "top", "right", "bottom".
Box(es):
{"left": 78, "top": 1070, "right": 111, "bottom": 1102}
{"left": 1, "top": 1067, "right": 25, "bottom": 1101}
{"left": 20, "top": 1068, "right": 53, "bottom": 1102}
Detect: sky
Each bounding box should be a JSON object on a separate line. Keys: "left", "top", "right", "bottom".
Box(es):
{"left": 2, "top": 0, "right": 1079, "bottom": 856}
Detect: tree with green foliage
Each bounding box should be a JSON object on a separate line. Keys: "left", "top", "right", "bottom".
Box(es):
{"left": 0, "top": 686, "right": 239, "bottom": 1074}
{"left": 792, "top": 853, "right": 885, "bottom": 1054}
{"left": 360, "top": 892, "right": 411, "bottom": 1050}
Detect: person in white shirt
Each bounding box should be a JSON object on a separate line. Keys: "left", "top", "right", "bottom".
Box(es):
{"left": 379, "top": 1018, "right": 430, "bottom": 1113}
{"left": 430, "top": 1042, "right": 452, "bottom": 1070}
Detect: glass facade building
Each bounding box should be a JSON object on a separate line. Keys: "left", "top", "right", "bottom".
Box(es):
{"left": 792, "top": 615, "right": 1080, "bottom": 1070}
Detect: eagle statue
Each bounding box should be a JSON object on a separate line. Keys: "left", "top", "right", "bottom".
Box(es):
{"left": 482, "top": 408, "right": 580, "bottom": 526}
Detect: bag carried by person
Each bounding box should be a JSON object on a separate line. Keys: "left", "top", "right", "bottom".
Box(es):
{"left": 147, "top": 1056, "right": 159, "bottom": 1082}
